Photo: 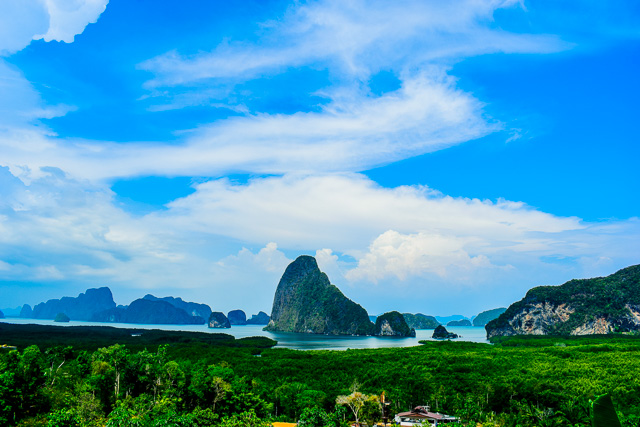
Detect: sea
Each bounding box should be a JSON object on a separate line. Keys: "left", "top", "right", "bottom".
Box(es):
{"left": 0, "top": 318, "right": 489, "bottom": 350}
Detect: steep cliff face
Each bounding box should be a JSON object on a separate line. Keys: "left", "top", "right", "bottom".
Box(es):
{"left": 265, "top": 255, "right": 375, "bottom": 335}
{"left": 32, "top": 287, "right": 116, "bottom": 321}
{"left": 142, "top": 295, "right": 212, "bottom": 320}
{"left": 486, "top": 265, "right": 640, "bottom": 338}
{"left": 374, "top": 312, "right": 416, "bottom": 337}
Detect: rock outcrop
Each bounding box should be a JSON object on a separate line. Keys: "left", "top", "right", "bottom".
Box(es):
{"left": 447, "top": 319, "right": 471, "bottom": 327}
{"left": 432, "top": 325, "right": 458, "bottom": 339}
{"left": 32, "top": 287, "right": 116, "bottom": 321}
{"left": 227, "top": 309, "right": 247, "bottom": 325}
{"left": 246, "top": 311, "right": 270, "bottom": 325}
{"left": 20, "top": 304, "right": 33, "bottom": 318}
{"left": 472, "top": 308, "right": 506, "bottom": 327}
{"left": 402, "top": 313, "right": 440, "bottom": 329}
{"left": 374, "top": 311, "right": 416, "bottom": 337}
{"left": 142, "top": 295, "right": 212, "bottom": 320}
{"left": 265, "top": 255, "right": 375, "bottom": 335}
{"left": 486, "top": 265, "right": 640, "bottom": 338}
{"left": 208, "top": 312, "right": 231, "bottom": 328}
{"left": 92, "top": 299, "right": 205, "bottom": 324}
{"left": 0, "top": 310, "right": 4, "bottom": 319}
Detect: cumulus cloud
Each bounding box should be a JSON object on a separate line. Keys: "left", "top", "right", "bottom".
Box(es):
{"left": 345, "top": 230, "right": 500, "bottom": 282}
{"left": 0, "top": 0, "right": 108, "bottom": 55}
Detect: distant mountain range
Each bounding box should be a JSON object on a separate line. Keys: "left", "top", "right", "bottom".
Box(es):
{"left": 11, "top": 288, "right": 270, "bottom": 327}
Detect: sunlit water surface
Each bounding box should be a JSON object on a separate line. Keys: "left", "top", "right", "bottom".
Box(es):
{"left": 0, "top": 318, "right": 488, "bottom": 350}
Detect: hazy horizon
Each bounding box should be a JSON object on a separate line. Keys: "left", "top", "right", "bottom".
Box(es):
{"left": 1, "top": 1, "right": 638, "bottom": 318}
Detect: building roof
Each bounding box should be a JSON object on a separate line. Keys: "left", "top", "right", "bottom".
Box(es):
{"left": 396, "top": 406, "right": 456, "bottom": 421}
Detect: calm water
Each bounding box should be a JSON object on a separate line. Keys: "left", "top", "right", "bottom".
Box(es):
{"left": 0, "top": 318, "right": 489, "bottom": 350}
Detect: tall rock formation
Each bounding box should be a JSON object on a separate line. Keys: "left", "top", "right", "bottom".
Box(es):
{"left": 208, "top": 312, "right": 231, "bottom": 328}
{"left": 265, "top": 255, "right": 375, "bottom": 335}
{"left": 486, "top": 265, "right": 640, "bottom": 338}
{"left": 32, "top": 287, "right": 116, "bottom": 321}
{"left": 142, "top": 294, "right": 212, "bottom": 320}
{"left": 20, "top": 304, "right": 33, "bottom": 318}
{"left": 0, "top": 310, "right": 4, "bottom": 319}
{"left": 227, "top": 309, "right": 247, "bottom": 325}
{"left": 374, "top": 311, "right": 416, "bottom": 337}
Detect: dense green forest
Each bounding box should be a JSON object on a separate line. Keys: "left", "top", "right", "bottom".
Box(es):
{"left": 1, "top": 324, "right": 639, "bottom": 426}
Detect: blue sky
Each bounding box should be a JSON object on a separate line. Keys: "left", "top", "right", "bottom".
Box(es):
{"left": 0, "top": 0, "right": 638, "bottom": 317}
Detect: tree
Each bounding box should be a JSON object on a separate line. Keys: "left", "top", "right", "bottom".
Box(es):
{"left": 336, "top": 382, "right": 367, "bottom": 427}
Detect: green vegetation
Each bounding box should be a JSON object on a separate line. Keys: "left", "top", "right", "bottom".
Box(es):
{"left": 266, "top": 256, "right": 374, "bottom": 335}
{"left": 487, "top": 264, "right": 640, "bottom": 336}
{"left": 402, "top": 313, "right": 440, "bottom": 329}
{"left": 1, "top": 323, "right": 640, "bottom": 426}
{"left": 374, "top": 311, "right": 415, "bottom": 336}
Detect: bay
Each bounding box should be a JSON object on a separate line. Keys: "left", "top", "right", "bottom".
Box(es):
{"left": 0, "top": 318, "right": 489, "bottom": 350}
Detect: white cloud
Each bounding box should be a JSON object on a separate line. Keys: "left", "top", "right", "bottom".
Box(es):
{"left": 0, "top": 71, "right": 495, "bottom": 180}
{"left": 0, "top": 165, "right": 637, "bottom": 314}
{"left": 218, "top": 243, "right": 291, "bottom": 274}
{"left": 0, "top": 0, "right": 108, "bottom": 55}
{"left": 345, "top": 230, "right": 503, "bottom": 282}
{"left": 163, "top": 173, "right": 584, "bottom": 251}
{"left": 34, "top": 0, "right": 109, "bottom": 43}
{"left": 140, "top": 0, "right": 564, "bottom": 89}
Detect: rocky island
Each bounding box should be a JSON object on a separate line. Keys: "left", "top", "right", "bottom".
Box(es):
{"left": 374, "top": 311, "right": 416, "bottom": 337}
{"left": 246, "top": 311, "right": 270, "bottom": 325}
{"left": 32, "top": 287, "right": 116, "bottom": 321}
{"left": 228, "top": 309, "right": 247, "bottom": 325}
{"left": 486, "top": 264, "right": 640, "bottom": 338}
{"left": 265, "top": 255, "right": 375, "bottom": 335}
{"left": 447, "top": 319, "right": 471, "bottom": 327}
{"left": 208, "top": 312, "right": 231, "bottom": 328}
{"left": 402, "top": 313, "right": 440, "bottom": 329}
{"left": 432, "top": 325, "right": 459, "bottom": 339}
{"left": 92, "top": 299, "right": 206, "bottom": 324}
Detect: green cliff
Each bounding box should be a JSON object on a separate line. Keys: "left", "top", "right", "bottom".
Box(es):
{"left": 402, "top": 313, "right": 440, "bottom": 329}
{"left": 486, "top": 265, "right": 640, "bottom": 338}
{"left": 264, "top": 255, "right": 374, "bottom": 335}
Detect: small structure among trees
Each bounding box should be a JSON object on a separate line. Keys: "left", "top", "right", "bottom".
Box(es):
{"left": 394, "top": 406, "right": 459, "bottom": 426}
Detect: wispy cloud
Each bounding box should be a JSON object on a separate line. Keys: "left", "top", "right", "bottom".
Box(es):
{"left": 140, "top": 0, "right": 565, "bottom": 89}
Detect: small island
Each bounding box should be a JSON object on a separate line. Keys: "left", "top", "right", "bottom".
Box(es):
{"left": 432, "top": 325, "right": 458, "bottom": 339}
